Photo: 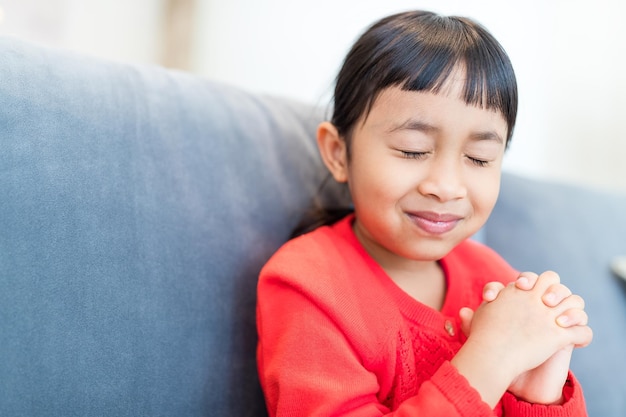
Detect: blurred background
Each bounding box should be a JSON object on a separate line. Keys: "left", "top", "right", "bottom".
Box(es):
{"left": 1, "top": 0, "right": 625, "bottom": 192}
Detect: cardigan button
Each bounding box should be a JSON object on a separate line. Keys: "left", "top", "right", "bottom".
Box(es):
{"left": 444, "top": 320, "right": 455, "bottom": 337}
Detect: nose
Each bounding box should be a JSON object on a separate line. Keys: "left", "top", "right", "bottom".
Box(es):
{"left": 416, "top": 156, "right": 467, "bottom": 202}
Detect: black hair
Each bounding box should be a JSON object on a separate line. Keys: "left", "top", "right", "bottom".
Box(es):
{"left": 292, "top": 10, "right": 518, "bottom": 237}
{"left": 333, "top": 10, "right": 517, "bottom": 153}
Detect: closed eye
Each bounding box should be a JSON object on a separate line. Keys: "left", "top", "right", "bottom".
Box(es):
{"left": 400, "top": 150, "right": 429, "bottom": 160}
{"left": 467, "top": 156, "right": 490, "bottom": 167}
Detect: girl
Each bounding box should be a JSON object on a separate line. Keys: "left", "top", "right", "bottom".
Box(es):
{"left": 256, "top": 10, "right": 592, "bottom": 416}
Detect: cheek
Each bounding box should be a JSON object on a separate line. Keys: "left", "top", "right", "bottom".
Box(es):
{"left": 471, "top": 173, "right": 501, "bottom": 214}
{"left": 354, "top": 161, "right": 417, "bottom": 204}
{"left": 348, "top": 167, "right": 395, "bottom": 208}
{"left": 347, "top": 151, "right": 405, "bottom": 202}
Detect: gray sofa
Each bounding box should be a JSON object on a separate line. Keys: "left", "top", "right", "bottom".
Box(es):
{"left": 0, "top": 38, "right": 624, "bottom": 417}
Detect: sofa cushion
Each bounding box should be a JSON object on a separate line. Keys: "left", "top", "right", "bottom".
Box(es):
{"left": 0, "top": 37, "right": 347, "bottom": 417}
{"left": 486, "top": 173, "right": 626, "bottom": 416}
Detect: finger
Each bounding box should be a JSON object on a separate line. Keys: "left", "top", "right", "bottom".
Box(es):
{"left": 515, "top": 271, "right": 539, "bottom": 290}
{"left": 531, "top": 270, "right": 561, "bottom": 295}
{"left": 483, "top": 281, "right": 505, "bottom": 302}
{"left": 542, "top": 283, "right": 573, "bottom": 307}
{"left": 569, "top": 325, "right": 594, "bottom": 348}
{"left": 459, "top": 307, "right": 474, "bottom": 337}
{"left": 556, "top": 308, "right": 588, "bottom": 328}
{"left": 554, "top": 293, "right": 586, "bottom": 312}
{"left": 550, "top": 294, "right": 587, "bottom": 330}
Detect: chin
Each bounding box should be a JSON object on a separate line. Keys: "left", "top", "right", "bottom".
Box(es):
{"left": 404, "top": 244, "right": 456, "bottom": 262}
{"left": 410, "top": 234, "right": 469, "bottom": 261}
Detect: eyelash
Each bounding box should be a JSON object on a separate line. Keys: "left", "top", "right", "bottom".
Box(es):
{"left": 468, "top": 157, "right": 490, "bottom": 167}
{"left": 401, "top": 151, "right": 428, "bottom": 160}
{"left": 400, "top": 151, "right": 490, "bottom": 167}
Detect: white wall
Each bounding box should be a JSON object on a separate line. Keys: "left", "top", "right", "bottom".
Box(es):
{"left": 193, "top": 0, "right": 626, "bottom": 192}
{"left": 0, "top": 0, "right": 164, "bottom": 65}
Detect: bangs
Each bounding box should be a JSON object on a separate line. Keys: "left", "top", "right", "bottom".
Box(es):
{"left": 398, "top": 16, "right": 517, "bottom": 127}
{"left": 333, "top": 11, "right": 518, "bottom": 146}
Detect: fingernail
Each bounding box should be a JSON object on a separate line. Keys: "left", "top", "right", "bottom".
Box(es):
{"left": 544, "top": 292, "right": 556, "bottom": 304}
{"left": 517, "top": 276, "right": 529, "bottom": 287}
{"left": 556, "top": 315, "right": 569, "bottom": 326}
{"left": 484, "top": 289, "right": 495, "bottom": 300}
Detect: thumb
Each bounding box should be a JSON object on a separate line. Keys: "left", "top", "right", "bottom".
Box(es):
{"left": 459, "top": 307, "right": 474, "bottom": 337}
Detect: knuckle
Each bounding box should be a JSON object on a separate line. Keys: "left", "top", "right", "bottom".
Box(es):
{"left": 570, "top": 294, "right": 585, "bottom": 308}
{"left": 519, "top": 271, "right": 538, "bottom": 280}
{"left": 541, "top": 270, "right": 561, "bottom": 283}
{"left": 556, "top": 283, "right": 570, "bottom": 293}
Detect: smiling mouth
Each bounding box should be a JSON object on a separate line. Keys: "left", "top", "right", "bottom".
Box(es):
{"left": 407, "top": 211, "right": 462, "bottom": 235}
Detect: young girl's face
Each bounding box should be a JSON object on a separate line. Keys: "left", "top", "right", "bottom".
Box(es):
{"left": 327, "top": 71, "right": 508, "bottom": 267}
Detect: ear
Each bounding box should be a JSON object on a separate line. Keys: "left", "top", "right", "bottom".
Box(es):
{"left": 317, "top": 121, "right": 348, "bottom": 183}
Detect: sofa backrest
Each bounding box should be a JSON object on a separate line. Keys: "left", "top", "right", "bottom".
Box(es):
{"left": 0, "top": 37, "right": 348, "bottom": 417}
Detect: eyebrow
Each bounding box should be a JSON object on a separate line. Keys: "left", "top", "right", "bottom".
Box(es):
{"left": 388, "top": 119, "right": 438, "bottom": 134}
{"left": 470, "top": 131, "right": 504, "bottom": 145}
{"left": 389, "top": 118, "right": 504, "bottom": 145}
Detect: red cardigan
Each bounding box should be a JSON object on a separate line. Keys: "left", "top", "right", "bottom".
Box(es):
{"left": 257, "top": 215, "right": 587, "bottom": 416}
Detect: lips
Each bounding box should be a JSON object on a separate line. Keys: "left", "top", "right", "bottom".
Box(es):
{"left": 407, "top": 211, "right": 463, "bottom": 235}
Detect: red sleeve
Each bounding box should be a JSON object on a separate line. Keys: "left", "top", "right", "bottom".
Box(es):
{"left": 257, "top": 271, "right": 390, "bottom": 416}
{"left": 499, "top": 372, "right": 588, "bottom": 417}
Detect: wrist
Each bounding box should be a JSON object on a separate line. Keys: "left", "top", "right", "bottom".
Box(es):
{"left": 451, "top": 337, "right": 517, "bottom": 408}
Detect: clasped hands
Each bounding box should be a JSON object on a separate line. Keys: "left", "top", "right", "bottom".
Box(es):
{"left": 458, "top": 271, "right": 593, "bottom": 406}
